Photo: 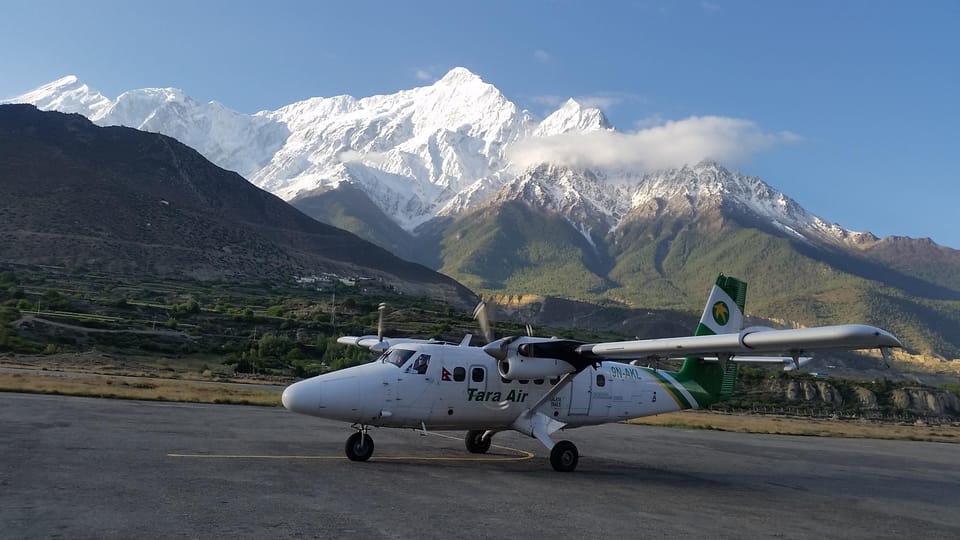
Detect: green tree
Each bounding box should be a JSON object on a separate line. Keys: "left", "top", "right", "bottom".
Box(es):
{"left": 257, "top": 333, "right": 292, "bottom": 361}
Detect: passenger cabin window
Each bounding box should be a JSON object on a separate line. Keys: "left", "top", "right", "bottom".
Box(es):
{"left": 383, "top": 349, "right": 416, "bottom": 368}
{"left": 596, "top": 374, "right": 606, "bottom": 387}
{"left": 471, "top": 367, "right": 485, "bottom": 383}
{"left": 501, "top": 377, "right": 511, "bottom": 384}
{"left": 534, "top": 379, "right": 544, "bottom": 385}
{"left": 453, "top": 367, "right": 466, "bottom": 382}
{"left": 549, "top": 377, "right": 560, "bottom": 385}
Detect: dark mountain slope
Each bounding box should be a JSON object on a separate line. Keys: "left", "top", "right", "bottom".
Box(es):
{"left": 0, "top": 105, "right": 475, "bottom": 308}
{"left": 291, "top": 183, "right": 418, "bottom": 258}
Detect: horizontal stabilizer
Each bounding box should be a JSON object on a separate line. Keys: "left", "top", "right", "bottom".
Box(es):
{"left": 702, "top": 355, "right": 812, "bottom": 368}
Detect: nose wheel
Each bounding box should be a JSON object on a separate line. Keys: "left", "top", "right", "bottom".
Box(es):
{"left": 345, "top": 428, "right": 374, "bottom": 462}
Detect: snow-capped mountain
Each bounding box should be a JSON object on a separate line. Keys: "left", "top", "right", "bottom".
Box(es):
{"left": 533, "top": 98, "right": 611, "bottom": 136}
{"left": 618, "top": 162, "right": 877, "bottom": 246}
{"left": 7, "top": 67, "right": 864, "bottom": 243}
{"left": 481, "top": 161, "right": 872, "bottom": 250}
{"left": 4, "top": 75, "right": 288, "bottom": 179}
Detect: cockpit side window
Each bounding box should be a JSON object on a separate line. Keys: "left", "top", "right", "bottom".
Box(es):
{"left": 407, "top": 354, "right": 430, "bottom": 375}
{"left": 383, "top": 349, "right": 416, "bottom": 368}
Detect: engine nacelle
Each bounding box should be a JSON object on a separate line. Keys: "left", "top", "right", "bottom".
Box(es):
{"left": 498, "top": 356, "right": 576, "bottom": 380}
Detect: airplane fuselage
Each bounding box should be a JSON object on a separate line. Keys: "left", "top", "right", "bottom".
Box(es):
{"left": 281, "top": 342, "right": 693, "bottom": 431}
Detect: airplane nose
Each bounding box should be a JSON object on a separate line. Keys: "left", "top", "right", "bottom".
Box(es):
{"left": 281, "top": 380, "right": 318, "bottom": 413}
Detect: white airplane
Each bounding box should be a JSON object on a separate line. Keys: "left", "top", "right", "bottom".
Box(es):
{"left": 282, "top": 275, "right": 902, "bottom": 472}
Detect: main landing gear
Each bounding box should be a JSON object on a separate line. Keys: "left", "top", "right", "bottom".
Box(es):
{"left": 345, "top": 425, "right": 374, "bottom": 462}
{"left": 467, "top": 429, "right": 579, "bottom": 472}
{"left": 549, "top": 440, "right": 579, "bottom": 472}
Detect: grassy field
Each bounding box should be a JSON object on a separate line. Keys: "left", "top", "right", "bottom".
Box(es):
{"left": 630, "top": 410, "right": 960, "bottom": 443}
{"left": 0, "top": 369, "right": 281, "bottom": 406}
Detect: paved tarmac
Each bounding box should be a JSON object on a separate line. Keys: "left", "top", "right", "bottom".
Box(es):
{"left": 1, "top": 392, "right": 958, "bottom": 539}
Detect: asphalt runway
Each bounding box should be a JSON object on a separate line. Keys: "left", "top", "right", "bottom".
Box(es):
{"left": 2, "top": 393, "right": 958, "bottom": 539}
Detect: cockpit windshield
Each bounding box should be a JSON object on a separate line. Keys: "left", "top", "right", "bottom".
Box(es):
{"left": 380, "top": 348, "right": 416, "bottom": 368}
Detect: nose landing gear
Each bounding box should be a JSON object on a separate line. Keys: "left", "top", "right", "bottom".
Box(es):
{"left": 345, "top": 425, "right": 374, "bottom": 461}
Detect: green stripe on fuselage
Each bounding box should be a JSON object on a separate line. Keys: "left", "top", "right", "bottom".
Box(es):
{"left": 647, "top": 369, "right": 693, "bottom": 409}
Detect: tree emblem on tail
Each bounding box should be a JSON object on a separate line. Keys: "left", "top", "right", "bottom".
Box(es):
{"left": 712, "top": 301, "right": 730, "bottom": 326}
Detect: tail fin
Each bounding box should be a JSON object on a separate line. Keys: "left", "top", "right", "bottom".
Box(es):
{"left": 677, "top": 274, "right": 747, "bottom": 405}
{"left": 694, "top": 274, "right": 746, "bottom": 337}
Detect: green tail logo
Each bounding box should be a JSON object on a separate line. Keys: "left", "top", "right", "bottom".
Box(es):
{"left": 712, "top": 301, "right": 730, "bottom": 326}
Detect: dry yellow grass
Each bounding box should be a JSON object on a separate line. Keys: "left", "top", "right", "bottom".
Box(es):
{"left": 630, "top": 410, "right": 960, "bottom": 443}
{"left": 0, "top": 371, "right": 281, "bottom": 406}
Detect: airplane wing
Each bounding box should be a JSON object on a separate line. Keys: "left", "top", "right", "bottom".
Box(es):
{"left": 577, "top": 324, "right": 902, "bottom": 360}
{"left": 337, "top": 335, "right": 448, "bottom": 353}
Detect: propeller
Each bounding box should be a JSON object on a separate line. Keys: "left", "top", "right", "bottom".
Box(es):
{"left": 473, "top": 298, "right": 495, "bottom": 343}
{"left": 377, "top": 302, "right": 386, "bottom": 342}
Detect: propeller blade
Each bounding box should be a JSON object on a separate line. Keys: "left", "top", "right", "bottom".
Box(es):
{"left": 377, "top": 302, "right": 386, "bottom": 342}
{"left": 474, "top": 299, "right": 494, "bottom": 343}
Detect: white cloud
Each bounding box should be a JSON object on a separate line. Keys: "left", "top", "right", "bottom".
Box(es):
{"left": 531, "top": 95, "right": 564, "bottom": 107}
{"left": 576, "top": 96, "right": 619, "bottom": 110}
{"left": 507, "top": 116, "right": 800, "bottom": 171}
{"left": 533, "top": 49, "right": 552, "bottom": 63}
{"left": 701, "top": 1, "right": 721, "bottom": 12}
{"left": 531, "top": 92, "right": 646, "bottom": 115}
{"left": 339, "top": 150, "right": 390, "bottom": 166}
{"left": 633, "top": 115, "right": 665, "bottom": 130}
{"left": 414, "top": 69, "right": 433, "bottom": 81}
{"left": 338, "top": 150, "right": 364, "bottom": 163}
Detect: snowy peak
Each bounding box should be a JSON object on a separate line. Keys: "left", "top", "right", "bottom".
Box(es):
{"left": 402, "top": 67, "right": 530, "bottom": 141}
{"left": 8, "top": 78, "right": 289, "bottom": 178}
{"left": 436, "top": 66, "right": 485, "bottom": 86}
{"left": 623, "top": 161, "right": 870, "bottom": 246}
{"left": 3, "top": 75, "right": 111, "bottom": 118}
{"left": 534, "top": 98, "right": 611, "bottom": 136}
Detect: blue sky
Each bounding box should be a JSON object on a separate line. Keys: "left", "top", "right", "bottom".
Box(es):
{"left": 2, "top": 0, "right": 958, "bottom": 247}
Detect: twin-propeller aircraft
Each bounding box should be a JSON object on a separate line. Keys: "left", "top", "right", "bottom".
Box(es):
{"left": 282, "top": 275, "right": 902, "bottom": 472}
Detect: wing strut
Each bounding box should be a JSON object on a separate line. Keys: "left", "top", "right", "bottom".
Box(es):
{"left": 790, "top": 351, "right": 803, "bottom": 371}
{"left": 509, "top": 371, "right": 579, "bottom": 449}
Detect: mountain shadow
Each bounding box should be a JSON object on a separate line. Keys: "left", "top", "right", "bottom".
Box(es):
{"left": 0, "top": 104, "right": 476, "bottom": 308}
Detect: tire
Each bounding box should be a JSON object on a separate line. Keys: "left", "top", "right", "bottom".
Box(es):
{"left": 345, "top": 432, "right": 374, "bottom": 462}
{"left": 464, "top": 430, "right": 492, "bottom": 454}
{"left": 550, "top": 440, "right": 578, "bottom": 472}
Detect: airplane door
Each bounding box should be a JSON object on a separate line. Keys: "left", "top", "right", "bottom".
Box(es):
{"left": 397, "top": 354, "right": 435, "bottom": 420}
{"left": 568, "top": 370, "right": 592, "bottom": 415}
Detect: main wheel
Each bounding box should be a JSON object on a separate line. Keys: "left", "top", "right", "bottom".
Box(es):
{"left": 465, "top": 430, "right": 492, "bottom": 454}
{"left": 550, "top": 440, "right": 578, "bottom": 472}
{"left": 345, "top": 432, "right": 375, "bottom": 462}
